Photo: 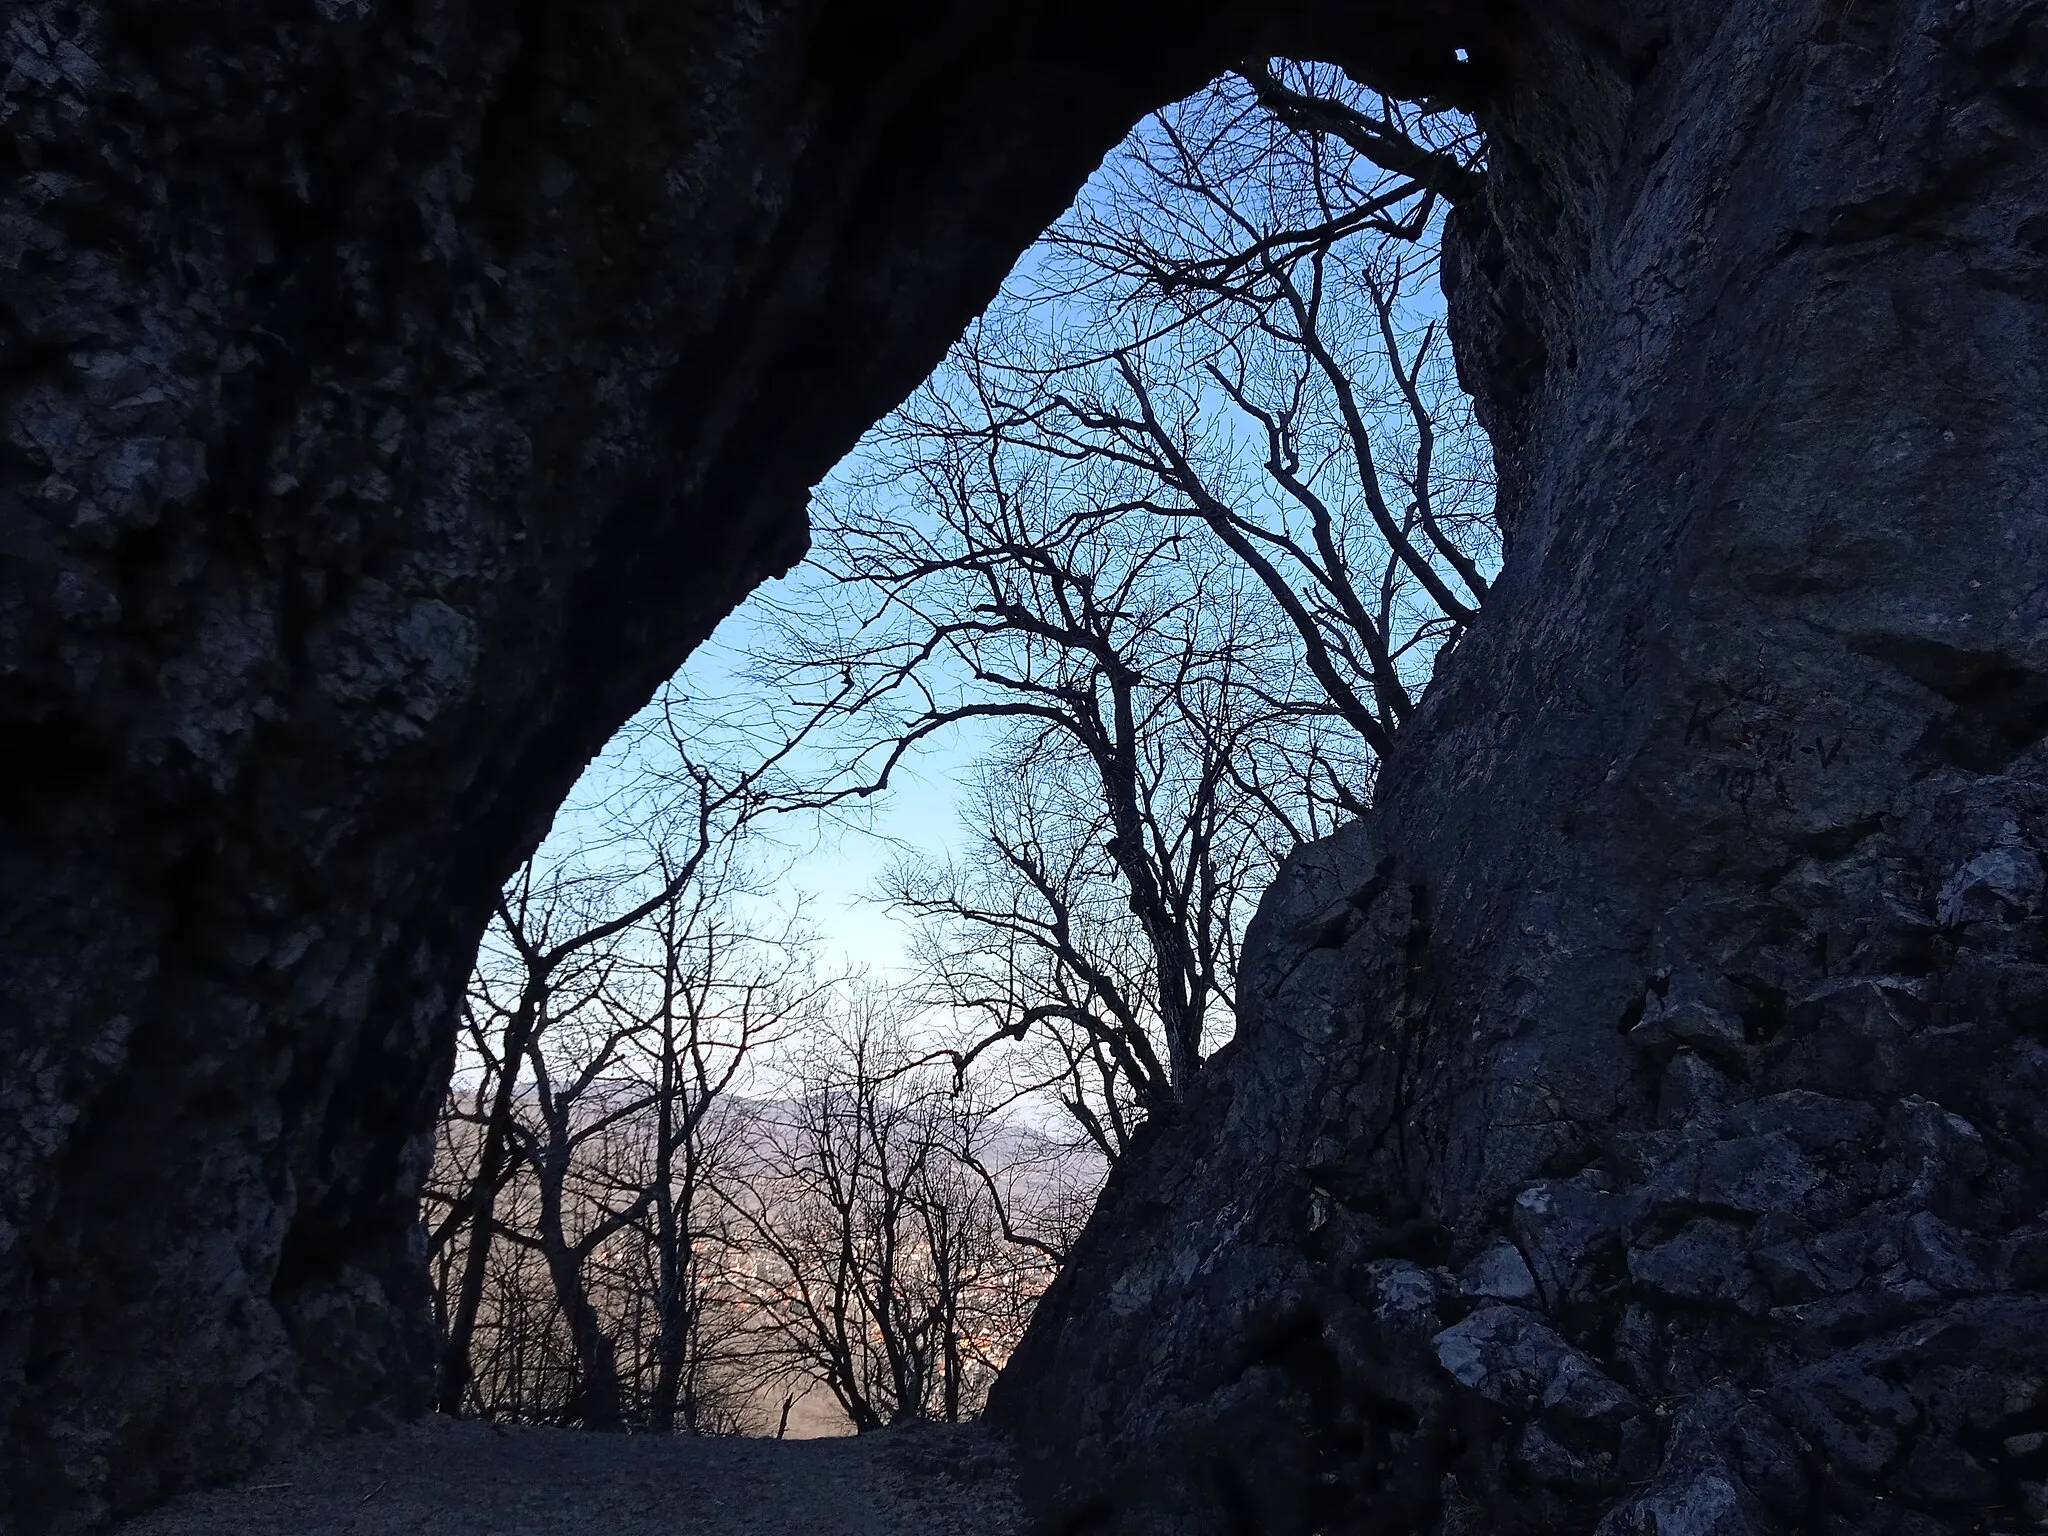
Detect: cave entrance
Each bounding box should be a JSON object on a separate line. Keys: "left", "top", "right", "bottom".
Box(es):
{"left": 36, "top": 5, "right": 2046, "bottom": 1533}
{"left": 414, "top": 60, "right": 1494, "bottom": 1446}
{"left": 3, "top": 5, "right": 1507, "bottom": 1528}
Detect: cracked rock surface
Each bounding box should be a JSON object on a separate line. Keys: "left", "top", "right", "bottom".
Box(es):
{"left": 992, "top": 2, "right": 2048, "bottom": 1533}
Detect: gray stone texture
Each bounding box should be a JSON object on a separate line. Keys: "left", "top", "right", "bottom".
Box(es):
{"left": 5, "top": 0, "right": 2046, "bottom": 1533}
{"left": 1, "top": 0, "right": 1437, "bottom": 1526}
{"left": 991, "top": 2, "right": 2048, "bottom": 1533}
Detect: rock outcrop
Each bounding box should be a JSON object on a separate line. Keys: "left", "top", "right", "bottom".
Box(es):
{"left": 2, "top": 0, "right": 1441, "bottom": 1527}
{"left": 992, "top": 2, "right": 2048, "bottom": 1533}
{"left": 7, "top": 0, "right": 2046, "bottom": 1532}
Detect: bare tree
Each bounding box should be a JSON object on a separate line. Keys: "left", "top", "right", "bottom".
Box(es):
{"left": 429, "top": 854, "right": 642, "bottom": 1420}
{"left": 629, "top": 884, "right": 823, "bottom": 1433}
{"left": 975, "top": 61, "right": 1493, "bottom": 755}
{"left": 427, "top": 827, "right": 819, "bottom": 1428}
{"left": 724, "top": 996, "right": 1065, "bottom": 1429}
{"left": 756, "top": 62, "right": 1493, "bottom": 1145}
{"left": 426, "top": 59, "right": 1496, "bottom": 1435}
{"left": 425, "top": 682, "right": 821, "bottom": 1423}
{"left": 893, "top": 695, "right": 1293, "bottom": 1157}
{"left": 792, "top": 451, "right": 1339, "bottom": 1145}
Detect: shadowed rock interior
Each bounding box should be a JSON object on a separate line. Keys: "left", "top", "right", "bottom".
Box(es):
{"left": 4, "top": 2, "right": 2045, "bottom": 1533}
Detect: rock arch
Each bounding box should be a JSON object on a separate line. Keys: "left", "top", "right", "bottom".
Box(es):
{"left": 3, "top": 1, "right": 2045, "bottom": 1532}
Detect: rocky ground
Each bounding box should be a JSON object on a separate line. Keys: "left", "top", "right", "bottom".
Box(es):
{"left": 115, "top": 1418, "right": 1024, "bottom": 1536}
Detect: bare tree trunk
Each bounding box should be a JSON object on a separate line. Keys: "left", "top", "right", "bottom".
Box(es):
{"left": 645, "top": 1153, "right": 697, "bottom": 1433}
{"left": 527, "top": 1147, "right": 627, "bottom": 1432}
{"left": 435, "top": 984, "right": 542, "bottom": 1412}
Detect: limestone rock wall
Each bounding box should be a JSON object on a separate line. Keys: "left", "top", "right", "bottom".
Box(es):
{"left": 992, "top": 2, "right": 2048, "bottom": 1532}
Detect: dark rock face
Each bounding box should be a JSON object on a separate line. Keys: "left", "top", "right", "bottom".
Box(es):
{"left": 993, "top": 2, "right": 2048, "bottom": 1533}
{"left": 1, "top": 1, "right": 1451, "bottom": 1527}
{"left": 5, "top": 0, "right": 2043, "bottom": 1532}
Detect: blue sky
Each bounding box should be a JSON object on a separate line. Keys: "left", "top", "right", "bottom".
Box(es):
{"left": 536, "top": 564, "right": 995, "bottom": 983}
{"left": 527, "top": 68, "right": 1478, "bottom": 991}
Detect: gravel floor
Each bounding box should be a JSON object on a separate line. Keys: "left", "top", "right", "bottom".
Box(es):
{"left": 115, "top": 1417, "right": 1027, "bottom": 1536}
